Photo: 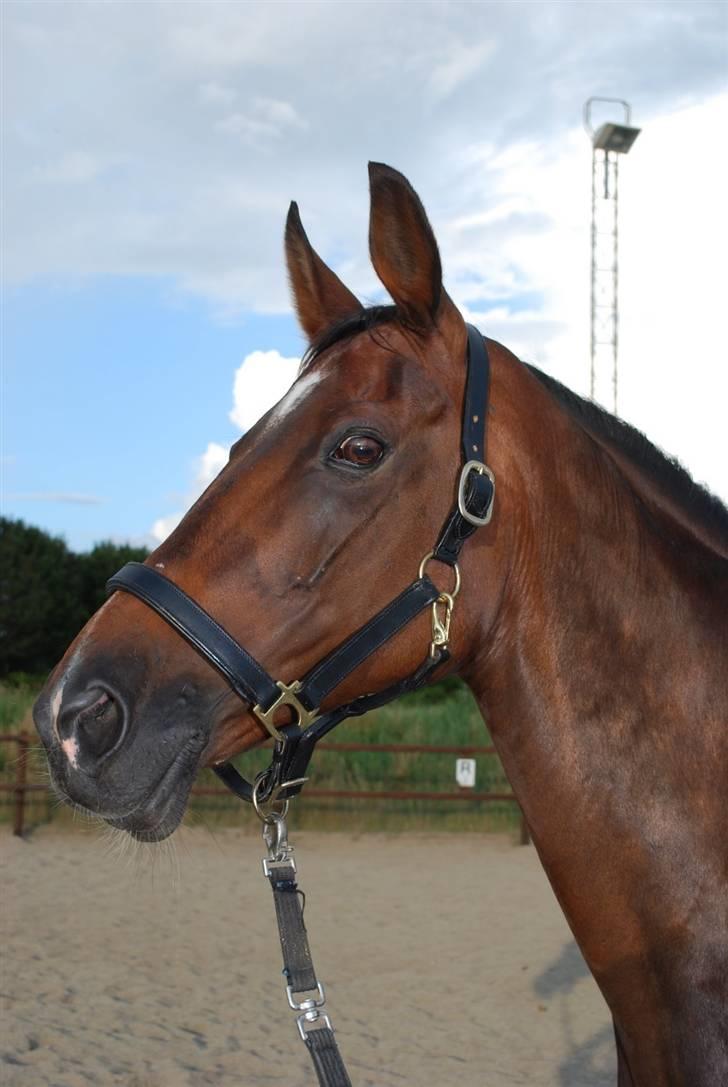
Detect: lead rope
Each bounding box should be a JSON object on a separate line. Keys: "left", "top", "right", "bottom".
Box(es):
{"left": 257, "top": 792, "right": 352, "bottom": 1087}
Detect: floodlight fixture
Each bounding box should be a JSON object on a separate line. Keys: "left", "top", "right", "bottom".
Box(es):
{"left": 591, "top": 121, "right": 641, "bottom": 154}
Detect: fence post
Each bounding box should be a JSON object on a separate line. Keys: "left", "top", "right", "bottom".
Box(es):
{"left": 519, "top": 810, "right": 531, "bottom": 846}
{"left": 13, "top": 733, "right": 29, "bottom": 837}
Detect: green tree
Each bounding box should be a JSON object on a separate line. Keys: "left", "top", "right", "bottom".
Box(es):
{"left": 0, "top": 519, "right": 148, "bottom": 677}
{"left": 0, "top": 518, "right": 82, "bottom": 675}
{"left": 77, "top": 540, "right": 148, "bottom": 616}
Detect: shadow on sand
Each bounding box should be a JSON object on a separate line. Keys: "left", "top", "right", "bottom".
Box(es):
{"left": 534, "top": 941, "right": 615, "bottom": 1086}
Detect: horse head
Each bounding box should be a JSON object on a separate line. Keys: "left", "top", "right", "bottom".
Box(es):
{"left": 34, "top": 163, "right": 512, "bottom": 841}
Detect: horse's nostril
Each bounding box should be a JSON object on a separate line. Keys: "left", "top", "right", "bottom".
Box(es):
{"left": 58, "top": 686, "right": 126, "bottom": 763}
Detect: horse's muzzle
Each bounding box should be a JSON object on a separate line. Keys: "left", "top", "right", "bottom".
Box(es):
{"left": 33, "top": 657, "right": 211, "bottom": 841}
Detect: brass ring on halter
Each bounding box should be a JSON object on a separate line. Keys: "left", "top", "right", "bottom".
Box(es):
{"left": 418, "top": 551, "right": 461, "bottom": 599}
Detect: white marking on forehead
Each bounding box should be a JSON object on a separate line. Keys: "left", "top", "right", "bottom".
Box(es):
{"left": 269, "top": 369, "right": 325, "bottom": 426}
{"left": 155, "top": 562, "right": 165, "bottom": 570}
{"left": 61, "top": 736, "right": 80, "bottom": 770}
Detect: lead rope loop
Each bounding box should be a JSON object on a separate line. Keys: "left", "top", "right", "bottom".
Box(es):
{"left": 258, "top": 800, "right": 353, "bottom": 1087}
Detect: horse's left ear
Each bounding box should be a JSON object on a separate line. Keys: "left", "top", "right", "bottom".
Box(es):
{"left": 285, "top": 201, "right": 362, "bottom": 341}
{"left": 368, "top": 162, "right": 460, "bottom": 335}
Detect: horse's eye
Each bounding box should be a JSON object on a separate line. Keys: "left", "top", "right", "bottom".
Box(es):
{"left": 332, "top": 434, "right": 385, "bottom": 468}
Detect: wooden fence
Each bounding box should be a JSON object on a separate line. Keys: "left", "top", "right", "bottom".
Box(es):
{"left": 0, "top": 733, "right": 46, "bottom": 836}
{"left": 0, "top": 733, "right": 530, "bottom": 842}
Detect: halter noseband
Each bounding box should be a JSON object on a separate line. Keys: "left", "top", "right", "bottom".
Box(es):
{"left": 106, "top": 323, "right": 494, "bottom": 806}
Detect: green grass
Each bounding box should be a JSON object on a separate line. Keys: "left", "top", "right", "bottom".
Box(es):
{"left": 0, "top": 676, "right": 522, "bottom": 836}
{"left": 0, "top": 675, "right": 40, "bottom": 731}
{"left": 0, "top": 675, "right": 50, "bottom": 828}
{"left": 191, "top": 681, "right": 521, "bottom": 835}
{"left": 0, "top": 675, "right": 42, "bottom": 773}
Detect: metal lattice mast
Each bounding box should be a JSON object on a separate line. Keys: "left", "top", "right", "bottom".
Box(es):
{"left": 584, "top": 98, "right": 640, "bottom": 416}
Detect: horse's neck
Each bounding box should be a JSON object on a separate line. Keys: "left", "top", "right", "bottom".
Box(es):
{"left": 463, "top": 387, "right": 728, "bottom": 980}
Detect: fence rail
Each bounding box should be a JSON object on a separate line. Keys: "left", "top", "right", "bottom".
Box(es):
{"left": 1, "top": 733, "right": 530, "bottom": 842}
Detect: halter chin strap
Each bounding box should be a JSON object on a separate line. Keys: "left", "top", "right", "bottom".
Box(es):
{"left": 106, "top": 323, "right": 494, "bottom": 805}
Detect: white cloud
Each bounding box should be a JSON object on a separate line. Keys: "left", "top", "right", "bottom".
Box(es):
{"left": 215, "top": 97, "right": 305, "bottom": 143}
{"left": 151, "top": 352, "right": 298, "bottom": 542}
{"left": 198, "top": 81, "right": 237, "bottom": 107}
{"left": 230, "top": 350, "right": 299, "bottom": 431}
{"left": 5, "top": 2, "right": 725, "bottom": 310}
{"left": 150, "top": 511, "right": 184, "bottom": 545}
{"left": 445, "top": 95, "right": 728, "bottom": 500}
{"left": 617, "top": 96, "right": 728, "bottom": 497}
{"left": 150, "top": 441, "right": 229, "bottom": 543}
{"left": 31, "top": 149, "right": 128, "bottom": 186}
{"left": 254, "top": 97, "right": 305, "bottom": 129}
{"left": 429, "top": 39, "right": 496, "bottom": 101}
{"left": 196, "top": 441, "right": 229, "bottom": 486}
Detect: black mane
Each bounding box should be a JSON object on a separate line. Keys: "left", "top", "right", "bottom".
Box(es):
{"left": 302, "top": 305, "right": 728, "bottom": 550}
{"left": 302, "top": 305, "right": 399, "bottom": 369}
{"left": 527, "top": 365, "right": 728, "bottom": 550}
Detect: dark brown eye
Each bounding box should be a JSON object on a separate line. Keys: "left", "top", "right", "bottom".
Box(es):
{"left": 333, "top": 434, "right": 385, "bottom": 468}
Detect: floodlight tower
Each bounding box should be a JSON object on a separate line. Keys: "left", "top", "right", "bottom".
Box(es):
{"left": 584, "top": 97, "right": 640, "bottom": 415}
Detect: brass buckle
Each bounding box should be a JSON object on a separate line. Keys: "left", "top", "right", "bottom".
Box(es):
{"left": 457, "top": 460, "right": 495, "bottom": 527}
{"left": 253, "top": 680, "right": 319, "bottom": 742}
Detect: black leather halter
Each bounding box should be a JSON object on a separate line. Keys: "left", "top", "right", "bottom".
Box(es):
{"left": 106, "top": 324, "right": 494, "bottom": 806}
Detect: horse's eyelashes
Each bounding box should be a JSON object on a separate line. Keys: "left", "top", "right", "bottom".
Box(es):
{"left": 332, "top": 434, "right": 386, "bottom": 469}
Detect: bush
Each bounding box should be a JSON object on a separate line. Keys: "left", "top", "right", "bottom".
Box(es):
{"left": 0, "top": 518, "right": 148, "bottom": 678}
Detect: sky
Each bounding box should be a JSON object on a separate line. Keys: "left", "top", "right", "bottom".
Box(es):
{"left": 2, "top": 0, "right": 727, "bottom": 551}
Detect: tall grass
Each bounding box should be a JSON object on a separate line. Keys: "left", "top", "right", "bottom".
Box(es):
{"left": 0, "top": 675, "right": 41, "bottom": 772}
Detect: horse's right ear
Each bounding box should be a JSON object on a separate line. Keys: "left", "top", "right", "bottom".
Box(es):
{"left": 285, "top": 202, "right": 362, "bottom": 341}
{"left": 368, "top": 162, "right": 443, "bottom": 329}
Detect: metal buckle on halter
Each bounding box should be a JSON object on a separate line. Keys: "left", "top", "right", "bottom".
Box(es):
{"left": 253, "top": 680, "right": 319, "bottom": 742}
{"left": 457, "top": 460, "right": 495, "bottom": 527}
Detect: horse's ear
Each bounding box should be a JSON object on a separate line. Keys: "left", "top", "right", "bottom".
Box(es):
{"left": 285, "top": 202, "right": 362, "bottom": 341}
{"left": 368, "top": 162, "right": 457, "bottom": 332}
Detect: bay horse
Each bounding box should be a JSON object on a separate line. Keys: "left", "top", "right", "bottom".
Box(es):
{"left": 34, "top": 163, "right": 727, "bottom": 1085}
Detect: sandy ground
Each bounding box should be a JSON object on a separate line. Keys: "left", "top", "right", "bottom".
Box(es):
{"left": 1, "top": 825, "right": 615, "bottom": 1087}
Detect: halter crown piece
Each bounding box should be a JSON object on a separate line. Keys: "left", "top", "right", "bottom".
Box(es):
{"left": 106, "top": 324, "right": 494, "bottom": 806}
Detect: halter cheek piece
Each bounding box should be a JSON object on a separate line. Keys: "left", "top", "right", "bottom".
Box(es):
{"left": 106, "top": 324, "right": 494, "bottom": 807}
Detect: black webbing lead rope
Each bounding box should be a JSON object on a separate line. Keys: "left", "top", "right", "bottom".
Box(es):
{"left": 261, "top": 813, "right": 352, "bottom": 1087}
